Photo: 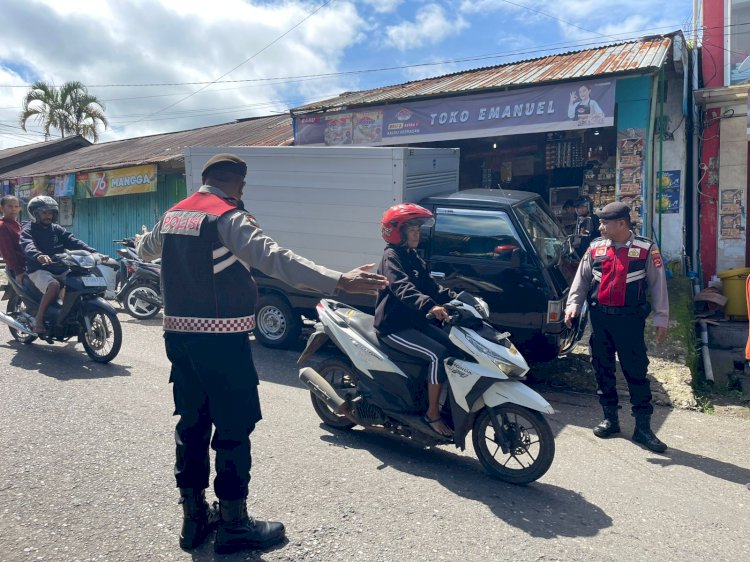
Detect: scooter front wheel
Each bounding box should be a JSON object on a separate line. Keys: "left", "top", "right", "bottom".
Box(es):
{"left": 81, "top": 308, "right": 122, "bottom": 363}
{"left": 310, "top": 358, "right": 357, "bottom": 430}
{"left": 472, "top": 404, "right": 555, "bottom": 485}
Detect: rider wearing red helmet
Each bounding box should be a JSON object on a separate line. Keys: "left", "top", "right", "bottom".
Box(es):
{"left": 374, "top": 203, "right": 456, "bottom": 437}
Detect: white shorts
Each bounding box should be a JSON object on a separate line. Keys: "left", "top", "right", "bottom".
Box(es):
{"left": 29, "top": 269, "right": 67, "bottom": 293}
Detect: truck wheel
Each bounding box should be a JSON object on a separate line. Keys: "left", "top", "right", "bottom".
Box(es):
{"left": 255, "top": 295, "right": 302, "bottom": 348}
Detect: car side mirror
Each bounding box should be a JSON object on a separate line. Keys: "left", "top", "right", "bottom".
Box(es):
{"left": 511, "top": 248, "right": 526, "bottom": 268}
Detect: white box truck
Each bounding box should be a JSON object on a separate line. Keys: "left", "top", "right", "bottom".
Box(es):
{"left": 183, "top": 146, "right": 584, "bottom": 361}
{"left": 184, "top": 146, "right": 460, "bottom": 346}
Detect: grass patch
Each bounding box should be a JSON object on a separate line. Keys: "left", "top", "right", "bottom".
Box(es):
{"left": 667, "top": 276, "right": 699, "bottom": 381}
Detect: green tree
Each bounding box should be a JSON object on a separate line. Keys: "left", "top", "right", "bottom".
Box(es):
{"left": 19, "top": 80, "right": 108, "bottom": 142}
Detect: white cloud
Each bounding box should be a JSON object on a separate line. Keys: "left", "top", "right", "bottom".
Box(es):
{"left": 0, "top": 0, "right": 367, "bottom": 149}
{"left": 384, "top": 4, "right": 469, "bottom": 51}
{"left": 359, "top": 0, "right": 403, "bottom": 13}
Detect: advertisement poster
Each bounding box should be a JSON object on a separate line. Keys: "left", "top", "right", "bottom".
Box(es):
{"left": 720, "top": 188, "right": 743, "bottom": 214}
{"left": 323, "top": 114, "right": 353, "bottom": 146}
{"left": 720, "top": 213, "right": 743, "bottom": 239}
{"left": 617, "top": 128, "right": 646, "bottom": 226}
{"left": 77, "top": 164, "right": 157, "bottom": 198}
{"left": 14, "top": 177, "right": 34, "bottom": 200}
{"left": 656, "top": 170, "right": 680, "bottom": 214}
{"left": 294, "top": 79, "right": 616, "bottom": 145}
{"left": 53, "top": 174, "right": 76, "bottom": 197}
{"left": 352, "top": 111, "right": 383, "bottom": 144}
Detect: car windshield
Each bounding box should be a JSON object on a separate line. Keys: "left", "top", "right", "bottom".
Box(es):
{"left": 514, "top": 199, "right": 567, "bottom": 267}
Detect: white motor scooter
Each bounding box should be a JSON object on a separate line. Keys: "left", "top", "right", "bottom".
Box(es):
{"left": 298, "top": 291, "right": 555, "bottom": 484}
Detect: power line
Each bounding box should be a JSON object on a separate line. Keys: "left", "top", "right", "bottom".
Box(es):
{"left": 125, "top": 0, "right": 336, "bottom": 127}
{"left": 0, "top": 21, "right": 718, "bottom": 91}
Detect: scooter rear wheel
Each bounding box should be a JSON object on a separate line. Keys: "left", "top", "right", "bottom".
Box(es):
{"left": 7, "top": 295, "right": 37, "bottom": 344}
{"left": 310, "top": 358, "right": 357, "bottom": 430}
{"left": 472, "top": 404, "right": 555, "bottom": 485}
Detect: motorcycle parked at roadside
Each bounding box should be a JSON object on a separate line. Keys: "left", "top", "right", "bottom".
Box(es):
{"left": 298, "top": 291, "right": 555, "bottom": 484}
{"left": 116, "top": 258, "right": 162, "bottom": 320}
{"left": 0, "top": 250, "right": 122, "bottom": 363}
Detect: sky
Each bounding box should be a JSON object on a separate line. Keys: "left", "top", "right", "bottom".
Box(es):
{"left": 0, "top": 0, "right": 695, "bottom": 150}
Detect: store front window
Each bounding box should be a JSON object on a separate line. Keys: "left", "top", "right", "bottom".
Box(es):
{"left": 729, "top": 0, "right": 750, "bottom": 85}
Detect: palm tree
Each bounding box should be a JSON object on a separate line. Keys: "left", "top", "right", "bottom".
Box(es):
{"left": 19, "top": 80, "right": 108, "bottom": 142}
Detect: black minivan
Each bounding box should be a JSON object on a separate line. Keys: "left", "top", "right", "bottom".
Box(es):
{"left": 419, "top": 188, "right": 583, "bottom": 361}
{"left": 253, "top": 188, "right": 585, "bottom": 362}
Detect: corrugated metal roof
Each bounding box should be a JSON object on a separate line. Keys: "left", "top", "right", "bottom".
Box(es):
{"left": 0, "top": 114, "right": 292, "bottom": 179}
{"left": 0, "top": 136, "right": 91, "bottom": 173}
{"left": 292, "top": 35, "right": 674, "bottom": 113}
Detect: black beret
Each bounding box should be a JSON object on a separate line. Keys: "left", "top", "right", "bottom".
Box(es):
{"left": 596, "top": 201, "right": 631, "bottom": 220}
{"left": 201, "top": 153, "right": 247, "bottom": 178}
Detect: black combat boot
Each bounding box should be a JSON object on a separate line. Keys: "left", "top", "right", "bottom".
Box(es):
{"left": 214, "top": 499, "right": 286, "bottom": 554}
{"left": 178, "top": 488, "right": 220, "bottom": 550}
{"left": 632, "top": 414, "right": 667, "bottom": 453}
{"left": 592, "top": 406, "right": 620, "bottom": 438}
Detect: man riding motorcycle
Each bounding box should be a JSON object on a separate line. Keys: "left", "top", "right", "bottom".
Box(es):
{"left": 20, "top": 195, "right": 104, "bottom": 334}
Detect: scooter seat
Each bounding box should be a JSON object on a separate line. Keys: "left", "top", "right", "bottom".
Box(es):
{"left": 340, "top": 309, "right": 426, "bottom": 367}
{"left": 21, "top": 276, "right": 44, "bottom": 301}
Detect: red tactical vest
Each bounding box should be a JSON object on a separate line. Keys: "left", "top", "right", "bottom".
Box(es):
{"left": 588, "top": 236, "right": 653, "bottom": 309}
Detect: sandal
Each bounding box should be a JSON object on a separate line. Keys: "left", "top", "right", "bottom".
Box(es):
{"left": 423, "top": 415, "right": 453, "bottom": 437}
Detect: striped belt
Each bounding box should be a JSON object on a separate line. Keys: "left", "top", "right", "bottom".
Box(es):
{"left": 163, "top": 314, "right": 256, "bottom": 333}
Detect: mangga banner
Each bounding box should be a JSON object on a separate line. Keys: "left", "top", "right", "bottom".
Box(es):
{"left": 77, "top": 164, "right": 157, "bottom": 198}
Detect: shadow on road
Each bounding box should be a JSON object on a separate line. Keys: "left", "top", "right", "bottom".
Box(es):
{"left": 646, "top": 447, "right": 750, "bottom": 487}
{"left": 3, "top": 340, "right": 131, "bottom": 380}
{"left": 318, "top": 429, "right": 612, "bottom": 539}
{"left": 184, "top": 540, "right": 284, "bottom": 562}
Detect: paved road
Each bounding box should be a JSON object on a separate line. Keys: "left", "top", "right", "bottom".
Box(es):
{"left": 0, "top": 313, "right": 748, "bottom": 561}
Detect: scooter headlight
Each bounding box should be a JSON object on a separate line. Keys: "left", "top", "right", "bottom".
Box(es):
{"left": 76, "top": 254, "right": 96, "bottom": 268}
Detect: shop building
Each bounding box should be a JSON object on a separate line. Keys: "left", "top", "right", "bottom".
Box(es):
{"left": 0, "top": 115, "right": 292, "bottom": 256}
{"left": 292, "top": 32, "right": 690, "bottom": 263}
{"left": 695, "top": 0, "right": 750, "bottom": 282}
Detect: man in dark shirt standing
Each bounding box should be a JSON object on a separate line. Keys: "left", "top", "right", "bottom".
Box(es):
{"left": 0, "top": 195, "right": 26, "bottom": 283}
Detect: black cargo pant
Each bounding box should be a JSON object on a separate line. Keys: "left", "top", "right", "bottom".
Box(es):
{"left": 588, "top": 306, "right": 653, "bottom": 416}
{"left": 164, "top": 332, "right": 262, "bottom": 501}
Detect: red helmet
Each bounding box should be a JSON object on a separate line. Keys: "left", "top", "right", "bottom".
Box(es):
{"left": 380, "top": 203, "right": 435, "bottom": 244}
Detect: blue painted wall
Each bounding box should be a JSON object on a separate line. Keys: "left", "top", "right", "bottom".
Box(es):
{"left": 69, "top": 173, "right": 185, "bottom": 257}
{"left": 615, "top": 74, "right": 655, "bottom": 234}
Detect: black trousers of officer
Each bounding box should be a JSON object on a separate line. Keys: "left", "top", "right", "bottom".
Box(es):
{"left": 589, "top": 306, "right": 653, "bottom": 416}
{"left": 164, "top": 331, "right": 261, "bottom": 501}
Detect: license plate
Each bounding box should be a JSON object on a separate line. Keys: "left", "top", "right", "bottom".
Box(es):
{"left": 82, "top": 275, "right": 107, "bottom": 287}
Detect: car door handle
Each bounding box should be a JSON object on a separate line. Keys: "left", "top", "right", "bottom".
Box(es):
{"left": 430, "top": 271, "right": 446, "bottom": 280}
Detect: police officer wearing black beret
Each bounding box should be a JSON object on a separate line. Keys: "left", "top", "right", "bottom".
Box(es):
{"left": 138, "top": 154, "right": 387, "bottom": 553}
{"left": 564, "top": 201, "right": 669, "bottom": 453}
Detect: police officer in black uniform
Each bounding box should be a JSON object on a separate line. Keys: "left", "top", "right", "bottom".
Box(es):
{"left": 564, "top": 202, "right": 669, "bottom": 453}
{"left": 138, "top": 154, "right": 387, "bottom": 553}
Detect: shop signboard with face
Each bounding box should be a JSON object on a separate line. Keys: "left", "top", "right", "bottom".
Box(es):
{"left": 294, "top": 80, "right": 616, "bottom": 146}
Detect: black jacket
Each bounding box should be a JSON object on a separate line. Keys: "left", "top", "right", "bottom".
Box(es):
{"left": 21, "top": 222, "right": 96, "bottom": 274}
{"left": 374, "top": 244, "right": 455, "bottom": 336}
